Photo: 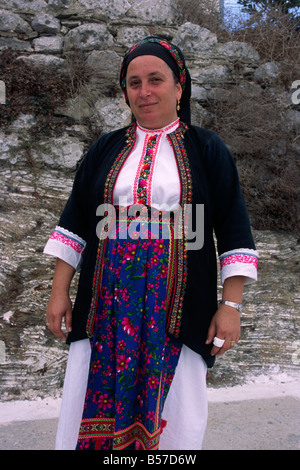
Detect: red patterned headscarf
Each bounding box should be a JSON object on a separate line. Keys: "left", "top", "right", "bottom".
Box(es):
{"left": 120, "top": 36, "right": 191, "bottom": 125}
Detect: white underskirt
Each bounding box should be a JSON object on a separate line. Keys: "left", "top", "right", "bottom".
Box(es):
{"left": 55, "top": 339, "right": 208, "bottom": 451}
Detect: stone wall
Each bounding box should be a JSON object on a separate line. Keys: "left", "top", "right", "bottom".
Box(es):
{"left": 1, "top": 0, "right": 284, "bottom": 140}
{"left": 1, "top": 2, "right": 299, "bottom": 212}
{"left": 0, "top": 0, "right": 299, "bottom": 400}
{"left": 1, "top": 1, "right": 299, "bottom": 162}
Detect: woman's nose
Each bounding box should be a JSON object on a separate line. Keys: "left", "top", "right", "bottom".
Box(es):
{"left": 140, "top": 84, "right": 151, "bottom": 98}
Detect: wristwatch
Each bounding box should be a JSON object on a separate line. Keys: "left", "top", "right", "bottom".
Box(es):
{"left": 220, "top": 300, "right": 242, "bottom": 313}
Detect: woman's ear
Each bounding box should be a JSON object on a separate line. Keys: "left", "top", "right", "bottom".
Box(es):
{"left": 176, "top": 83, "right": 182, "bottom": 102}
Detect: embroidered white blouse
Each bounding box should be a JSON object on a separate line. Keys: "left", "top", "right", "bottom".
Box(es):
{"left": 44, "top": 119, "right": 258, "bottom": 284}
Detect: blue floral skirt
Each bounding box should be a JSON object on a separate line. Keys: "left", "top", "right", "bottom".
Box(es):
{"left": 76, "top": 210, "right": 182, "bottom": 450}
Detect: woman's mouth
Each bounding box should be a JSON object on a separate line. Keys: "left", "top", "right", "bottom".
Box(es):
{"left": 139, "top": 102, "right": 157, "bottom": 109}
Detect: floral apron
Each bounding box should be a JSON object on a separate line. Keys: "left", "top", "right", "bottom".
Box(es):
{"left": 76, "top": 209, "right": 182, "bottom": 450}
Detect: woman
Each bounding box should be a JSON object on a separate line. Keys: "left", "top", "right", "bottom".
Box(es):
{"left": 44, "top": 37, "right": 258, "bottom": 450}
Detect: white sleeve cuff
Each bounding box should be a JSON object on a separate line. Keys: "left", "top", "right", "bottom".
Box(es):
{"left": 219, "top": 248, "right": 258, "bottom": 285}
{"left": 43, "top": 226, "right": 86, "bottom": 271}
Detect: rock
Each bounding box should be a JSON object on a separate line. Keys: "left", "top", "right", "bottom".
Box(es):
{"left": 1, "top": 130, "right": 84, "bottom": 169}
{"left": 128, "top": 0, "right": 177, "bottom": 23}
{"left": 93, "top": 97, "right": 131, "bottom": 132}
{"left": 191, "top": 101, "right": 214, "bottom": 128}
{"left": 63, "top": 24, "right": 114, "bottom": 51}
{"left": 173, "top": 22, "right": 218, "bottom": 53}
{"left": 206, "top": 87, "right": 232, "bottom": 102}
{"left": 8, "top": 114, "right": 36, "bottom": 133}
{"left": 33, "top": 36, "right": 63, "bottom": 53}
{"left": 0, "top": 37, "right": 32, "bottom": 51}
{"left": 254, "top": 62, "right": 281, "bottom": 82}
{"left": 191, "top": 85, "right": 208, "bottom": 102}
{"left": 285, "top": 109, "right": 300, "bottom": 132}
{"left": 56, "top": 95, "right": 91, "bottom": 121}
{"left": 31, "top": 13, "right": 61, "bottom": 35}
{"left": 48, "top": 0, "right": 73, "bottom": 11}
{"left": 31, "top": 135, "right": 85, "bottom": 170}
{"left": 0, "top": 132, "right": 25, "bottom": 164}
{"left": 3, "top": 0, "right": 48, "bottom": 13}
{"left": 216, "top": 41, "right": 260, "bottom": 61}
{"left": 193, "top": 65, "right": 230, "bottom": 84}
{"left": 76, "top": 0, "right": 132, "bottom": 19}
{"left": 16, "top": 54, "right": 65, "bottom": 69}
{"left": 0, "top": 9, "right": 34, "bottom": 37}
{"left": 116, "top": 27, "right": 149, "bottom": 48}
{"left": 86, "top": 50, "right": 121, "bottom": 81}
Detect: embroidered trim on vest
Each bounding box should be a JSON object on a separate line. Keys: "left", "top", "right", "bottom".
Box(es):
{"left": 87, "top": 126, "right": 136, "bottom": 338}
{"left": 166, "top": 123, "right": 190, "bottom": 337}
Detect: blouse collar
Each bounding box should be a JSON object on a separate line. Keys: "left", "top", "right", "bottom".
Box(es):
{"left": 136, "top": 118, "right": 180, "bottom": 136}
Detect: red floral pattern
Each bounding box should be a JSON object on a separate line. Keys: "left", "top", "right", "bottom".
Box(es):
{"left": 76, "top": 216, "right": 182, "bottom": 450}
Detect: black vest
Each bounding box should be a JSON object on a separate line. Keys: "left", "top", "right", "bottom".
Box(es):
{"left": 59, "top": 123, "right": 256, "bottom": 368}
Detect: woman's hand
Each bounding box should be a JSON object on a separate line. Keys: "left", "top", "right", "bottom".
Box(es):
{"left": 46, "top": 291, "right": 73, "bottom": 340}
{"left": 46, "top": 258, "right": 75, "bottom": 340}
{"left": 206, "top": 304, "right": 241, "bottom": 356}
{"left": 206, "top": 275, "right": 245, "bottom": 356}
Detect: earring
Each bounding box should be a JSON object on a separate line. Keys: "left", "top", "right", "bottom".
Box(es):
{"left": 177, "top": 100, "right": 181, "bottom": 112}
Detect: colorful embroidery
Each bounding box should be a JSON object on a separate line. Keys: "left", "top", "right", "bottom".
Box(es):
{"left": 134, "top": 134, "right": 160, "bottom": 205}
{"left": 220, "top": 252, "right": 258, "bottom": 270}
{"left": 82, "top": 123, "right": 193, "bottom": 450}
{"left": 136, "top": 119, "right": 179, "bottom": 135}
{"left": 106, "top": 126, "right": 137, "bottom": 206}
{"left": 49, "top": 229, "right": 85, "bottom": 254}
{"left": 87, "top": 126, "right": 137, "bottom": 338}
{"left": 87, "top": 123, "right": 191, "bottom": 340}
{"left": 78, "top": 418, "right": 162, "bottom": 450}
{"left": 166, "top": 123, "right": 190, "bottom": 337}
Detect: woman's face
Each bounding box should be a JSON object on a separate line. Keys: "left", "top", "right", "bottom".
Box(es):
{"left": 126, "top": 55, "right": 182, "bottom": 130}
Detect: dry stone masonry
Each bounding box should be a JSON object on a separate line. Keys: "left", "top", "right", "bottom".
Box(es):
{"left": 0, "top": 0, "right": 299, "bottom": 401}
